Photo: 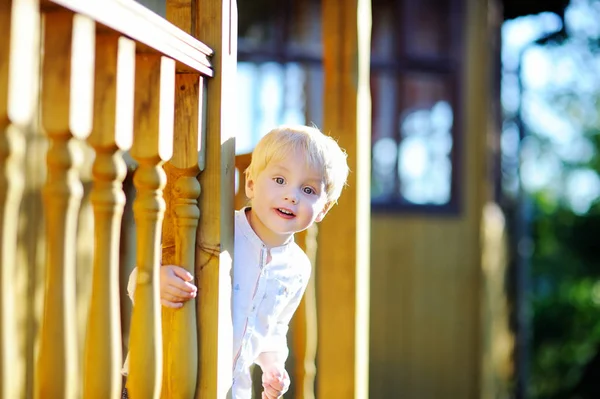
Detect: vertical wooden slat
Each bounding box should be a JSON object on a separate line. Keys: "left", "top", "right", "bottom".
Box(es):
{"left": 36, "top": 11, "right": 95, "bottom": 399}
{"left": 1, "top": 0, "right": 39, "bottom": 397}
{"left": 291, "top": 226, "right": 318, "bottom": 399}
{"left": 83, "top": 33, "right": 135, "bottom": 399}
{"left": 166, "top": 0, "right": 194, "bottom": 35}
{"left": 160, "top": 73, "right": 202, "bottom": 399}
{"left": 127, "top": 53, "right": 175, "bottom": 399}
{"left": 193, "top": 1, "right": 237, "bottom": 397}
{"left": 318, "top": 0, "right": 372, "bottom": 398}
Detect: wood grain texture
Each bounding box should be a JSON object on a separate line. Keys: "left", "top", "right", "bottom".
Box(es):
{"left": 160, "top": 73, "right": 202, "bottom": 399}
{"left": 193, "top": 0, "right": 237, "bottom": 397}
{"left": 0, "top": 1, "right": 39, "bottom": 397}
{"left": 166, "top": 0, "right": 194, "bottom": 36}
{"left": 35, "top": 11, "right": 94, "bottom": 399}
{"left": 83, "top": 33, "right": 135, "bottom": 399}
{"left": 127, "top": 53, "right": 175, "bottom": 399}
{"left": 317, "top": 0, "right": 372, "bottom": 398}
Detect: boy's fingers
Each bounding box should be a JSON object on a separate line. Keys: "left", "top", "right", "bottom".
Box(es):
{"left": 164, "top": 286, "right": 196, "bottom": 301}
{"left": 169, "top": 265, "right": 194, "bottom": 282}
{"left": 264, "top": 378, "right": 284, "bottom": 391}
{"left": 160, "top": 299, "right": 183, "bottom": 309}
{"left": 262, "top": 385, "right": 281, "bottom": 398}
{"left": 168, "top": 276, "right": 197, "bottom": 293}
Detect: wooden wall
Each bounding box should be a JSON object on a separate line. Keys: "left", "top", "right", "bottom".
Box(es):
{"left": 368, "top": 0, "right": 505, "bottom": 397}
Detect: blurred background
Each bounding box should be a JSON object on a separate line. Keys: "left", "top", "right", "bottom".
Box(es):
{"left": 234, "top": 0, "right": 600, "bottom": 397}
{"left": 134, "top": 0, "right": 600, "bottom": 397}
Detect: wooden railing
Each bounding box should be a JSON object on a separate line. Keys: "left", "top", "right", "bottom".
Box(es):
{"left": 0, "top": 0, "right": 233, "bottom": 398}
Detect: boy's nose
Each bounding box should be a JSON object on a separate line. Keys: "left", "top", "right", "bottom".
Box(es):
{"left": 284, "top": 191, "right": 298, "bottom": 204}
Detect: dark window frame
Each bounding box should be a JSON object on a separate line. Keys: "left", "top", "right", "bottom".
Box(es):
{"left": 370, "top": 0, "right": 465, "bottom": 215}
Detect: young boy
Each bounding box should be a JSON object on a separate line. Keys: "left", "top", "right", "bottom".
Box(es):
{"left": 126, "top": 125, "right": 349, "bottom": 398}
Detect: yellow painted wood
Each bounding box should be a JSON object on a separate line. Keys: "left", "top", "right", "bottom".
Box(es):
{"left": 317, "top": 0, "right": 372, "bottom": 398}
{"left": 35, "top": 11, "right": 95, "bottom": 399}
{"left": 480, "top": 203, "right": 513, "bottom": 399}
{"left": 127, "top": 53, "right": 175, "bottom": 399}
{"left": 368, "top": 0, "right": 492, "bottom": 397}
{"left": 160, "top": 73, "right": 203, "bottom": 399}
{"left": 0, "top": 1, "right": 39, "bottom": 397}
{"left": 193, "top": 0, "right": 237, "bottom": 396}
{"left": 83, "top": 33, "right": 135, "bottom": 399}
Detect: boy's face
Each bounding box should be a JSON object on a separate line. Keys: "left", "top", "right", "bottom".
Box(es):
{"left": 245, "top": 149, "right": 330, "bottom": 246}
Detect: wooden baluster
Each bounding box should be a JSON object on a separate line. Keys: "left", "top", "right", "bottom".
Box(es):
{"left": 83, "top": 33, "right": 135, "bottom": 399}
{"left": 160, "top": 73, "right": 203, "bottom": 399}
{"left": 128, "top": 53, "right": 175, "bottom": 399}
{"left": 0, "top": 0, "right": 39, "bottom": 397}
{"left": 35, "top": 11, "right": 95, "bottom": 399}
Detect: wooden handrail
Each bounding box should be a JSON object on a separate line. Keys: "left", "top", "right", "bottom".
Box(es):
{"left": 42, "top": 0, "right": 214, "bottom": 76}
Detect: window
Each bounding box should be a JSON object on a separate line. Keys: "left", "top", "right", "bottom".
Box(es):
{"left": 370, "top": 0, "right": 464, "bottom": 213}
{"left": 236, "top": 0, "right": 323, "bottom": 155}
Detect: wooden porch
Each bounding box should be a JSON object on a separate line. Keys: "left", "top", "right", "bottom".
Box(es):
{"left": 0, "top": 0, "right": 370, "bottom": 398}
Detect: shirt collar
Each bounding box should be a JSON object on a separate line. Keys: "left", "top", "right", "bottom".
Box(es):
{"left": 236, "top": 207, "right": 294, "bottom": 253}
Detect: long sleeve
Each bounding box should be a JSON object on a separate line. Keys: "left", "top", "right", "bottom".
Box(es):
{"left": 258, "top": 279, "right": 308, "bottom": 366}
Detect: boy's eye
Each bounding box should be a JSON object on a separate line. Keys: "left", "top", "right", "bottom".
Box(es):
{"left": 274, "top": 177, "right": 285, "bottom": 185}
{"left": 303, "top": 187, "right": 315, "bottom": 195}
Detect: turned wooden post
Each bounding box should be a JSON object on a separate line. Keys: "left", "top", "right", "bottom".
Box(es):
{"left": 35, "top": 11, "right": 95, "bottom": 399}
{"left": 0, "top": 0, "right": 39, "bottom": 397}
{"left": 160, "top": 73, "right": 204, "bottom": 399}
{"left": 127, "top": 53, "right": 175, "bottom": 399}
{"left": 83, "top": 33, "right": 136, "bottom": 399}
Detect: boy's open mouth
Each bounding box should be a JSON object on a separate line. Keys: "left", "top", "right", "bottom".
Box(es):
{"left": 276, "top": 208, "right": 295, "bottom": 218}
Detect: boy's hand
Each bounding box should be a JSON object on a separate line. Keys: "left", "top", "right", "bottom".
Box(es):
{"left": 160, "top": 265, "right": 197, "bottom": 308}
{"left": 261, "top": 366, "right": 290, "bottom": 399}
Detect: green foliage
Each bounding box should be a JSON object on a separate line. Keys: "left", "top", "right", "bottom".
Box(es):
{"left": 529, "top": 199, "right": 600, "bottom": 399}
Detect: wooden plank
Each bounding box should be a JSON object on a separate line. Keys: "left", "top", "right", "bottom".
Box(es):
{"left": 290, "top": 225, "right": 318, "bottom": 399}
{"left": 193, "top": 0, "right": 237, "bottom": 397}
{"left": 317, "top": 0, "right": 371, "bottom": 398}
{"left": 166, "top": 0, "right": 194, "bottom": 36}
{"left": 83, "top": 32, "right": 135, "bottom": 399}
{"left": 127, "top": 53, "right": 175, "bottom": 399}
{"left": 43, "top": 0, "right": 213, "bottom": 75}
{"left": 35, "top": 10, "right": 95, "bottom": 399}
{"left": 0, "top": 0, "right": 40, "bottom": 397}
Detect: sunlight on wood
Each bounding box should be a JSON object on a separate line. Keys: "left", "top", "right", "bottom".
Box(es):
{"left": 83, "top": 32, "right": 135, "bottom": 399}
{"left": 128, "top": 53, "right": 175, "bottom": 399}
{"left": 1, "top": 1, "right": 39, "bottom": 397}
{"left": 36, "top": 10, "right": 95, "bottom": 399}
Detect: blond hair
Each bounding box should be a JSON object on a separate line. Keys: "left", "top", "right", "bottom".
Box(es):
{"left": 245, "top": 125, "right": 349, "bottom": 204}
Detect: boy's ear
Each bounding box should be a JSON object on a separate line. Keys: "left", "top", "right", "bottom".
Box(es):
{"left": 245, "top": 175, "right": 255, "bottom": 200}
{"left": 315, "top": 202, "right": 333, "bottom": 223}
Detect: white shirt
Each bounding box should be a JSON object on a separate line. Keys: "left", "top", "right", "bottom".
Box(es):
{"left": 123, "top": 208, "right": 311, "bottom": 399}
{"left": 232, "top": 208, "right": 311, "bottom": 398}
